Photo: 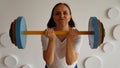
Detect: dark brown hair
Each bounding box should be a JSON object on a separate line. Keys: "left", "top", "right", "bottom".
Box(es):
{"left": 47, "top": 3, "right": 75, "bottom": 28}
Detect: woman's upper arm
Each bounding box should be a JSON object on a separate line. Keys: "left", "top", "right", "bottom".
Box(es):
{"left": 41, "top": 35, "right": 48, "bottom": 51}
{"left": 74, "top": 35, "right": 83, "bottom": 53}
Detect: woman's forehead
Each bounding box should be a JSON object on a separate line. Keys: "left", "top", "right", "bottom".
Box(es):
{"left": 54, "top": 4, "right": 69, "bottom": 11}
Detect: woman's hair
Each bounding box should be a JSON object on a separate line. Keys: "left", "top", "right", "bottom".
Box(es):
{"left": 47, "top": 3, "right": 75, "bottom": 28}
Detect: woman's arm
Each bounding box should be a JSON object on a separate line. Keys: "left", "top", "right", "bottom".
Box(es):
{"left": 43, "top": 38, "right": 55, "bottom": 65}
{"left": 43, "top": 28, "right": 56, "bottom": 65}
{"left": 66, "top": 29, "right": 79, "bottom": 65}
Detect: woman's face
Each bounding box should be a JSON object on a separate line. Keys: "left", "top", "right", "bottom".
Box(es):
{"left": 53, "top": 4, "right": 71, "bottom": 28}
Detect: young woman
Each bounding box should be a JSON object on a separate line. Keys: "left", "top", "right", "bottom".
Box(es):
{"left": 41, "top": 3, "right": 82, "bottom": 68}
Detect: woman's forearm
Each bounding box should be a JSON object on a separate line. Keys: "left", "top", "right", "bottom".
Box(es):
{"left": 44, "top": 39, "right": 55, "bottom": 65}
{"left": 66, "top": 38, "right": 78, "bottom": 65}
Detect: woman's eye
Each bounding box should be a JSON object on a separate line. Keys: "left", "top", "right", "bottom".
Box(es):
{"left": 55, "top": 12, "right": 60, "bottom": 15}
{"left": 54, "top": 11, "right": 69, "bottom": 15}
{"left": 64, "top": 12, "right": 68, "bottom": 15}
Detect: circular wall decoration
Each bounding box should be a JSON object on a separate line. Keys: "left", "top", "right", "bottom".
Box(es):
{"left": 84, "top": 56, "right": 103, "bottom": 68}
{"left": 21, "top": 64, "right": 32, "bottom": 68}
{"left": 0, "top": 33, "right": 13, "bottom": 47}
{"left": 0, "top": 33, "right": 5, "bottom": 46}
{"left": 102, "top": 42, "right": 115, "bottom": 53}
{"left": 107, "top": 7, "right": 120, "bottom": 19}
{"left": 4, "top": 55, "right": 18, "bottom": 67}
{"left": 113, "top": 24, "right": 120, "bottom": 40}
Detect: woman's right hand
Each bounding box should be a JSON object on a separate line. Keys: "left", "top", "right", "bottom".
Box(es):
{"left": 44, "top": 28, "right": 56, "bottom": 40}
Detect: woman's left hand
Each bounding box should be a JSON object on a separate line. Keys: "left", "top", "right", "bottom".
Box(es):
{"left": 67, "top": 28, "right": 79, "bottom": 40}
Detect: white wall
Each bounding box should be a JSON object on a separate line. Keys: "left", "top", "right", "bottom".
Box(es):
{"left": 0, "top": 0, "right": 120, "bottom": 68}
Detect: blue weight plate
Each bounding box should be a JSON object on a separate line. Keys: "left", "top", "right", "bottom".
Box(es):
{"left": 88, "top": 17, "right": 94, "bottom": 48}
{"left": 88, "top": 17, "right": 99, "bottom": 49}
{"left": 15, "top": 17, "right": 27, "bottom": 49}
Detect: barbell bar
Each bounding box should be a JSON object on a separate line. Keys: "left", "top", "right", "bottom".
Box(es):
{"left": 9, "top": 16, "right": 105, "bottom": 49}
{"left": 23, "top": 31, "right": 94, "bottom": 35}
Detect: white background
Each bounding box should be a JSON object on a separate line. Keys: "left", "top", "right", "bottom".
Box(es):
{"left": 0, "top": 0, "right": 120, "bottom": 68}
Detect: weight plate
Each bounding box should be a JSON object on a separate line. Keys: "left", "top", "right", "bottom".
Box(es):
{"left": 15, "top": 16, "right": 27, "bottom": 49}
{"left": 88, "top": 17, "right": 99, "bottom": 49}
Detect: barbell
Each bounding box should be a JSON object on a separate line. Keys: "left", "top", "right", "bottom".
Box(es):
{"left": 9, "top": 16, "right": 105, "bottom": 49}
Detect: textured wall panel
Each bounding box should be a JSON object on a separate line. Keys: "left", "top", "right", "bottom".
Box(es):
{"left": 107, "top": 7, "right": 120, "bottom": 19}
{"left": 0, "top": 33, "right": 14, "bottom": 48}
{"left": 4, "top": 55, "right": 18, "bottom": 67}
{"left": 102, "top": 42, "right": 115, "bottom": 53}
{"left": 113, "top": 24, "right": 120, "bottom": 40}
{"left": 0, "top": 0, "right": 120, "bottom": 68}
{"left": 84, "top": 56, "right": 103, "bottom": 68}
{"left": 21, "top": 64, "right": 32, "bottom": 68}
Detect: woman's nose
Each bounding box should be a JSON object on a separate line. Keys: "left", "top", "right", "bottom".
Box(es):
{"left": 60, "top": 13, "right": 64, "bottom": 18}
